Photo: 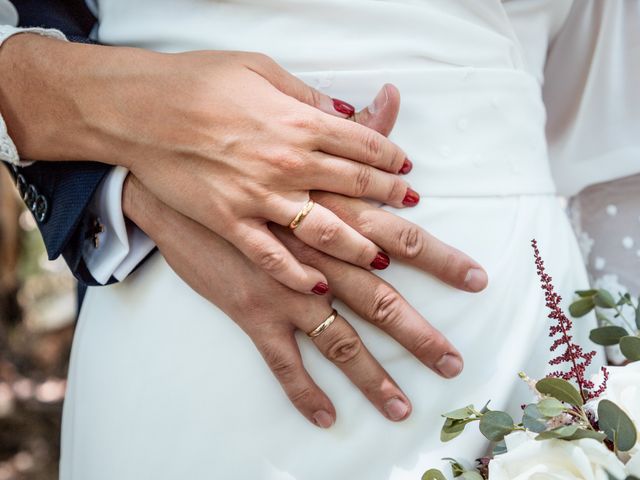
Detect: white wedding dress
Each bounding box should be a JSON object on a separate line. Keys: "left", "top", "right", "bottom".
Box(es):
{"left": 61, "top": 1, "right": 639, "bottom": 479}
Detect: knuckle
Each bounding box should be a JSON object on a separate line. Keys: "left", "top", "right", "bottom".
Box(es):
{"left": 257, "top": 249, "right": 288, "bottom": 274}
{"left": 249, "top": 52, "right": 274, "bottom": 69}
{"left": 306, "top": 88, "right": 325, "bottom": 109}
{"left": 289, "top": 386, "right": 314, "bottom": 406}
{"left": 325, "top": 335, "right": 363, "bottom": 364}
{"left": 353, "top": 165, "right": 373, "bottom": 197}
{"left": 369, "top": 286, "right": 403, "bottom": 328}
{"left": 267, "top": 148, "right": 305, "bottom": 173}
{"left": 412, "top": 332, "right": 444, "bottom": 360}
{"left": 262, "top": 345, "right": 298, "bottom": 382}
{"left": 387, "top": 178, "right": 406, "bottom": 203}
{"left": 363, "top": 131, "right": 383, "bottom": 160}
{"left": 397, "top": 225, "right": 425, "bottom": 259}
{"left": 317, "top": 221, "right": 342, "bottom": 248}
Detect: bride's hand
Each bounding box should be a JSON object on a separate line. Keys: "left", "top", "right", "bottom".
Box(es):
{"left": 122, "top": 174, "right": 465, "bottom": 428}
{"left": 1, "top": 34, "right": 417, "bottom": 295}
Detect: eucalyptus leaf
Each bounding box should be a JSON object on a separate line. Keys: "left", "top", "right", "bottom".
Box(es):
{"left": 480, "top": 400, "right": 491, "bottom": 414}
{"left": 635, "top": 306, "right": 640, "bottom": 330}
{"left": 598, "top": 399, "right": 638, "bottom": 452}
{"left": 479, "top": 411, "right": 514, "bottom": 442}
{"left": 460, "top": 472, "right": 484, "bottom": 480}
{"left": 492, "top": 440, "right": 508, "bottom": 456}
{"left": 575, "top": 289, "right": 598, "bottom": 297}
{"left": 443, "top": 405, "right": 475, "bottom": 420}
{"left": 595, "top": 290, "right": 617, "bottom": 308}
{"left": 589, "top": 326, "right": 629, "bottom": 346}
{"left": 536, "top": 378, "right": 584, "bottom": 406}
{"left": 422, "top": 469, "right": 447, "bottom": 480}
{"left": 535, "top": 424, "right": 579, "bottom": 440}
{"left": 565, "top": 429, "right": 608, "bottom": 442}
{"left": 620, "top": 336, "right": 640, "bottom": 362}
{"left": 538, "top": 398, "right": 567, "bottom": 417}
{"left": 522, "top": 404, "right": 547, "bottom": 433}
{"left": 570, "top": 297, "right": 596, "bottom": 317}
{"left": 441, "top": 418, "right": 473, "bottom": 442}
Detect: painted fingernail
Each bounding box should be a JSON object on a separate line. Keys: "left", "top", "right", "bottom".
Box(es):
{"left": 384, "top": 397, "right": 410, "bottom": 421}
{"left": 332, "top": 98, "right": 355, "bottom": 117}
{"left": 367, "top": 86, "right": 389, "bottom": 115}
{"left": 399, "top": 158, "right": 413, "bottom": 175}
{"left": 312, "top": 410, "right": 334, "bottom": 428}
{"left": 370, "top": 252, "right": 390, "bottom": 270}
{"left": 402, "top": 188, "right": 420, "bottom": 206}
{"left": 312, "top": 282, "right": 329, "bottom": 295}
{"left": 436, "top": 354, "right": 464, "bottom": 378}
{"left": 464, "top": 268, "right": 488, "bottom": 292}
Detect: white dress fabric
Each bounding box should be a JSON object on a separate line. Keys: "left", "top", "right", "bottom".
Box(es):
{"left": 61, "top": 1, "right": 637, "bottom": 479}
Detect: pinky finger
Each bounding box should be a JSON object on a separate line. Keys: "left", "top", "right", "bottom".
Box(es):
{"left": 231, "top": 221, "right": 329, "bottom": 295}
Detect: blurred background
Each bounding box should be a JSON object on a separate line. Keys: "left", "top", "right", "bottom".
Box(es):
{"left": 0, "top": 167, "right": 76, "bottom": 480}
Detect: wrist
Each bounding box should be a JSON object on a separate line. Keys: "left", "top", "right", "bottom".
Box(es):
{"left": 0, "top": 33, "right": 145, "bottom": 165}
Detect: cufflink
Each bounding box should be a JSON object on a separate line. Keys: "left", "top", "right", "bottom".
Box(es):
{"left": 24, "top": 184, "right": 38, "bottom": 212}
{"left": 34, "top": 194, "right": 49, "bottom": 223}
{"left": 85, "top": 218, "right": 105, "bottom": 249}
{"left": 16, "top": 174, "right": 26, "bottom": 198}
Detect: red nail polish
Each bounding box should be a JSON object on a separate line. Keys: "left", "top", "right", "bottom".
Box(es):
{"left": 332, "top": 98, "right": 355, "bottom": 117}
{"left": 402, "top": 188, "right": 420, "bottom": 207}
{"left": 312, "top": 282, "right": 329, "bottom": 295}
{"left": 399, "top": 158, "right": 413, "bottom": 175}
{"left": 370, "top": 252, "right": 390, "bottom": 270}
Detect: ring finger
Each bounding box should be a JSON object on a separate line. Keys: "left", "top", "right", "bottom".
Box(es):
{"left": 296, "top": 306, "right": 412, "bottom": 422}
{"left": 268, "top": 198, "right": 391, "bottom": 271}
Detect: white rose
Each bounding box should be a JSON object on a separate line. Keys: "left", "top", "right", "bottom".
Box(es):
{"left": 489, "top": 431, "right": 626, "bottom": 480}
{"left": 595, "top": 362, "right": 640, "bottom": 450}
{"left": 626, "top": 452, "right": 640, "bottom": 477}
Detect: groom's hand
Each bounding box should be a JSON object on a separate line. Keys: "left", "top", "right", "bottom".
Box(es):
{"left": 0, "top": 34, "right": 418, "bottom": 295}
{"left": 121, "top": 94, "right": 486, "bottom": 428}
{"left": 122, "top": 173, "right": 463, "bottom": 428}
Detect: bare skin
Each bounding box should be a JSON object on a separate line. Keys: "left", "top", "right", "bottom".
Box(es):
{"left": 121, "top": 98, "right": 485, "bottom": 428}
{"left": 0, "top": 33, "right": 488, "bottom": 426}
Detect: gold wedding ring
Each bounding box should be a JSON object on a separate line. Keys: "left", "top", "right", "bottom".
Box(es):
{"left": 307, "top": 309, "right": 338, "bottom": 338}
{"left": 288, "top": 199, "right": 315, "bottom": 230}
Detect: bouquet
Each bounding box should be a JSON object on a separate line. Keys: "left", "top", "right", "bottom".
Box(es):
{"left": 423, "top": 240, "right": 640, "bottom": 480}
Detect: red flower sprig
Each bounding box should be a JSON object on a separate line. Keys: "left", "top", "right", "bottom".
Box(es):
{"left": 532, "top": 239, "right": 608, "bottom": 402}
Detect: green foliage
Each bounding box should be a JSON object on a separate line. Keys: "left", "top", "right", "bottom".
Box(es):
{"left": 620, "top": 336, "right": 640, "bottom": 361}
{"left": 569, "top": 297, "right": 595, "bottom": 317}
{"left": 598, "top": 399, "right": 638, "bottom": 452}
{"left": 443, "top": 406, "right": 475, "bottom": 420}
{"left": 422, "top": 469, "right": 446, "bottom": 480}
{"left": 537, "top": 398, "right": 567, "bottom": 417}
{"left": 589, "top": 326, "right": 629, "bottom": 346}
{"left": 478, "top": 411, "right": 515, "bottom": 442}
{"left": 535, "top": 424, "right": 579, "bottom": 440}
{"left": 594, "top": 290, "right": 618, "bottom": 308}
{"left": 536, "top": 378, "right": 584, "bottom": 406}
{"left": 522, "top": 404, "right": 547, "bottom": 433}
{"left": 441, "top": 417, "right": 474, "bottom": 442}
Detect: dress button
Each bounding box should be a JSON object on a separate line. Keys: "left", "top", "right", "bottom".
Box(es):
{"left": 34, "top": 194, "right": 49, "bottom": 223}
{"left": 24, "top": 184, "right": 38, "bottom": 211}
{"left": 16, "top": 174, "right": 27, "bottom": 198}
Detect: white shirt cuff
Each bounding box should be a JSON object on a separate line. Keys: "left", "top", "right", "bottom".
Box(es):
{"left": 0, "top": 24, "right": 67, "bottom": 166}
{"left": 83, "top": 166, "right": 156, "bottom": 284}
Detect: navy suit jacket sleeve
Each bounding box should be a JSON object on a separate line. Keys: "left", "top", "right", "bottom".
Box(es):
{"left": 6, "top": 0, "right": 116, "bottom": 286}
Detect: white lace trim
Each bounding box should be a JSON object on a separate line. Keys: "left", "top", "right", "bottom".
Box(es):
{"left": 0, "top": 25, "right": 67, "bottom": 166}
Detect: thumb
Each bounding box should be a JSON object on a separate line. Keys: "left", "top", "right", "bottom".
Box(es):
{"left": 353, "top": 84, "right": 401, "bottom": 137}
